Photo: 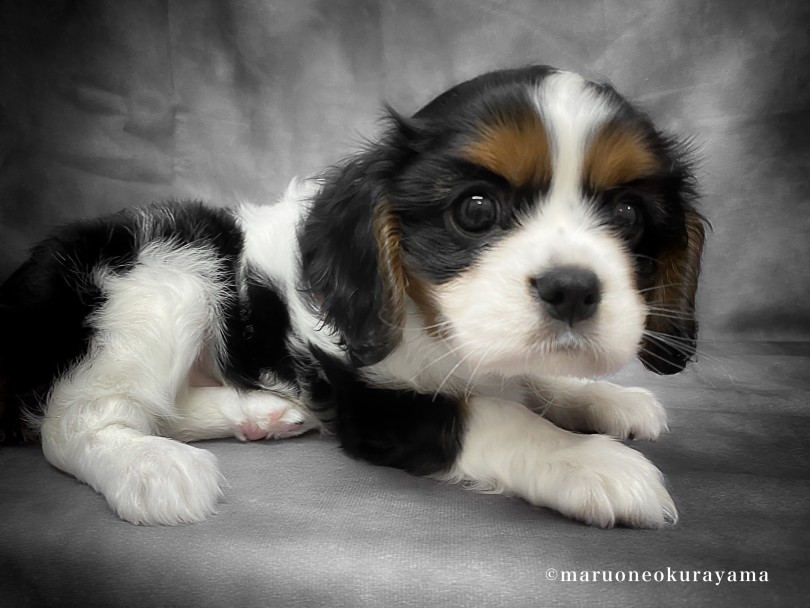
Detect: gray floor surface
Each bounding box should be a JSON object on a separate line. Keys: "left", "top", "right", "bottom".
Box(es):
{"left": 1, "top": 341, "right": 809, "bottom": 607}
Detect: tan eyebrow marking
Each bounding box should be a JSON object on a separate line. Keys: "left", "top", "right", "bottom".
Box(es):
{"left": 463, "top": 109, "right": 552, "bottom": 188}
{"left": 583, "top": 124, "right": 663, "bottom": 190}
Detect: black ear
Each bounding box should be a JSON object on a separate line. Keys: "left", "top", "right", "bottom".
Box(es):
{"left": 639, "top": 209, "right": 706, "bottom": 374}
{"left": 300, "top": 138, "right": 410, "bottom": 367}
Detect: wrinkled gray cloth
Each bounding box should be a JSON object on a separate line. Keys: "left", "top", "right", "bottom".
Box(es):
{"left": 2, "top": 342, "right": 809, "bottom": 607}
{"left": 1, "top": 0, "right": 809, "bottom": 340}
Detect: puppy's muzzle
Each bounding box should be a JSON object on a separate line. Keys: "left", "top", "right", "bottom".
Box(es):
{"left": 531, "top": 266, "right": 602, "bottom": 325}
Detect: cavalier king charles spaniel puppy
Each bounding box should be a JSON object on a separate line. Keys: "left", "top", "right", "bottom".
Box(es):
{"left": 0, "top": 65, "right": 704, "bottom": 527}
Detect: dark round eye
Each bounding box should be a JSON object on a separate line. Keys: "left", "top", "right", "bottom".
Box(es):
{"left": 610, "top": 195, "right": 644, "bottom": 244}
{"left": 452, "top": 194, "right": 499, "bottom": 234}
{"left": 613, "top": 200, "right": 640, "bottom": 228}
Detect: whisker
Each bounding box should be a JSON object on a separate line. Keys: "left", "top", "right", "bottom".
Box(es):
{"left": 637, "top": 282, "right": 698, "bottom": 295}
{"left": 645, "top": 309, "right": 694, "bottom": 317}
{"left": 646, "top": 311, "right": 695, "bottom": 321}
{"left": 643, "top": 329, "right": 694, "bottom": 340}
{"left": 645, "top": 304, "right": 695, "bottom": 312}
{"left": 433, "top": 350, "right": 475, "bottom": 401}
{"left": 644, "top": 306, "right": 696, "bottom": 316}
{"left": 407, "top": 340, "right": 469, "bottom": 384}
{"left": 642, "top": 331, "right": 730, "bottom": 371}
{"left": 643, "top": 331, "right": 695, "bottom": 350}
{"left": 636, "top": 345, "right": 668, "bottom": 374}
{"left": 525, "top": 380, "right": 560, "bottom": 416}
{"left": 642, "top": 332, "right": 696, "bottom": 356}
{"left": 399, "top": 318, "right": 454, "bottom": 333}
{"left": 464, "top": 345, "right": 495, "bottom": 399}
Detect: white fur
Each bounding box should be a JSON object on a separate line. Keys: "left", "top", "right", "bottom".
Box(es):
{"left": 439, "top": 396, "right": 677, "bottom": 528}
{"left": 536, "top": 70, "right": 615, "bottom": 199}
{"left": 162, "top": 386, "right": 317, "bottom": 442}
{"left": 40, "top": 242, "right": 230, "bottom": 524}
{"left": 362, "top": 300, "right": 506, "bottom": 396}
{"left": 524, "top": 377, "right": 668, "bottom": 440}
{"left": 433, "top": 217, "right": 645, "bottom": 378}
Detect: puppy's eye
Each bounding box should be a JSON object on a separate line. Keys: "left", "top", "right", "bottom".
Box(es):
{"left": 609, "top": 194, "right": 644, "bottom": 245}
{"left": 613, "top": 200, "right": 640, "bottom": 228}
{"left": 452, "top": 195, "right": 500, "bottom": 234}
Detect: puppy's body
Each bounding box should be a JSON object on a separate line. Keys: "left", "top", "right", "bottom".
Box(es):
{"left": 0, "top": 67, "right": 703, "bottom": 527}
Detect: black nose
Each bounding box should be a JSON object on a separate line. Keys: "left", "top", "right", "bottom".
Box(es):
{"left": 531, "top": 267, "right": 602, "bottom": 325}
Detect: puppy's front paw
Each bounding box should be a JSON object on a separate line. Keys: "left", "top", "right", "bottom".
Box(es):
{"left": 449, "top": 396, "right": 676, "bottom": 528}
{"left": 544, "top": 435, "right": 677, "bottom": 528}
{"left": 104, "top": 437, "right": 224, "bottom": 525}
{"left": 582, "top": 384, "right": 668, "bottom": 441}
{"left": 536, "top": 381, "right": 668, "bottom": 440}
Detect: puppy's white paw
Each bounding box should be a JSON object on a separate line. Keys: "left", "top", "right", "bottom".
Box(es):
{"left": 544, "top": 435, "right": 677, "bottom": 528}
{"left": 449, "top": 396, "right": 676, "bottom": 528}
{"left": 235, "top": 392, "right": 317, "bottom": 441}
{"left": 104, "top": 437, "right": 224, "bottom": 525}
{"left": 581, "top": 384, "right": 668, "bottom": 441}
{"left": 535, "top": 381, "right": 668, "bottom": 440}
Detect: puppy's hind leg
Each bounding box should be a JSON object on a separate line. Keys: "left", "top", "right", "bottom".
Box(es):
{"left": 39, "top": 245, "right": 227, "bottom": 525}
{"left": 163, "top": 385, "right": 319, "bottom": 443}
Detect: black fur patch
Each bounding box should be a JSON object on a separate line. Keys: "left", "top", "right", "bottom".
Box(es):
{"left": 0, "top": 201, "right": 246, "bottom": 442}
{"left": 221, "top": 273, "right": 298, "bottom": 389}
{"left": 310, "top": 347, "right": 464, "bottom": 477}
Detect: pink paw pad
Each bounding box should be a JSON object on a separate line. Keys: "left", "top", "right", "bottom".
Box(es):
{"left": 240, "top": 421, "right": 270, "bottom": 441}
{"left": 238, "top": 410, "right": 309, "bottom": 441}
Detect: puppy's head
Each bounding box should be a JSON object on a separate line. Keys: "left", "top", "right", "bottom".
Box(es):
{"left": 301, "top": 66, "right": 704, "bottom": 376}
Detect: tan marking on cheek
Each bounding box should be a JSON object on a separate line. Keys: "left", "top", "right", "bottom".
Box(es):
{"left": 406, "top": 274, "right": 448, "bottom": 339}
{"left": 374, "top": 203, "right": 448, "bottom": 340}
{"left": 463, "top": 111, "right": 551, "bottom": 187}
{"left": 584, "top": 125, "right": 662, "bottom": 190}
{"left": 372, "top": 202, "right": 407, "bottom": 334}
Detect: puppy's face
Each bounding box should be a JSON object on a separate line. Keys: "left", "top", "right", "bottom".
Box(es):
{"left": 302, "top": 66, "right": 704, "bottom": 378}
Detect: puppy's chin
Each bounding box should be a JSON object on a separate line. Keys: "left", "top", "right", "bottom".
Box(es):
{"left": 443, "top": 322, "right": 644, "bottom": 379}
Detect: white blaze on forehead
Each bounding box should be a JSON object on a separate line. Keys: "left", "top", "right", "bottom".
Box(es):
{"left": 423, "top": 72, "right": 646, "bottom": 379}
{"left": 531, "top": 71, "right": 615, "bottom": 221}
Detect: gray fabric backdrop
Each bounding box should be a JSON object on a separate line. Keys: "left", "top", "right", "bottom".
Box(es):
{"left": 0, "top": 0, "right": 809, "bottom": 342}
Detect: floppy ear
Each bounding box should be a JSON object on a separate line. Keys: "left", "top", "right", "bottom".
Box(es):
{"left": 638, "top": 209, "right": 706, "bottom": 374}
{"left": 300, "top": 145, "right": 409, "bottom": 367}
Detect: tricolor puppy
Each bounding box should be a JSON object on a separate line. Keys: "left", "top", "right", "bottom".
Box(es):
{"left": 0, "top": 66, "right": 704, "bottom": 527}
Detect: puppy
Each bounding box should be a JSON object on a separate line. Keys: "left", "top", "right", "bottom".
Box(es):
{"left": 0, "top": 66, "right": 704, "bottom": 527}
